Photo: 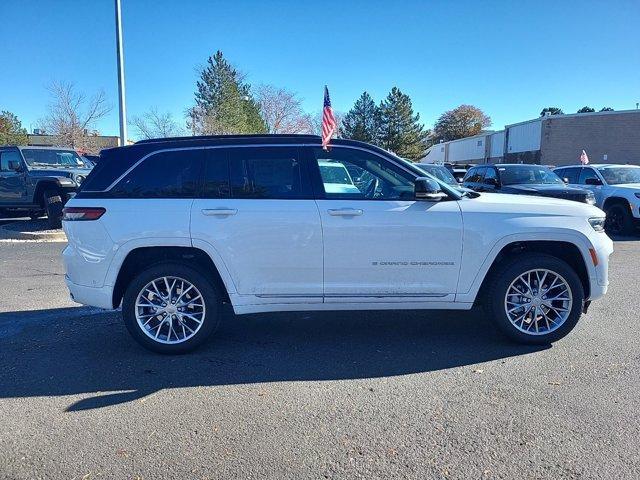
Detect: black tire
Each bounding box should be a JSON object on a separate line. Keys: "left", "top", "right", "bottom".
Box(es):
{"left": 604, "top": 203, "right": 634, "bottom": 236}
{"left": 485, "top": 254, "right": 584, "bottom": 345}
{"left": 43, "top": 189, "right": 63, "bottom": 229}
{"left": 122, "top": 262, "right": 221, "bottom": 354}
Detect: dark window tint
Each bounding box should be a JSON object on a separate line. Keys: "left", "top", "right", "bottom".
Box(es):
{"left": 202, "top": 149, "right": 230, "bottom": 198}
{"left": 556, "top": 168, "right": 579, "bottom": 183}
{"left": 229, "top": 147, "right": 309, "bottom": 199}
{"left": 0, "top": 150, "right": 22, "bottom": 172}
{"left": 578, "top": 167, "right": 599, "bottom": 184}
{"left": 483, "top": 167, "right": 498, "bottom": 183}
{"left": 465, "top": 167, "right": 484, "bottom": 183}
{"left": 110, "top": 150, "right": 203, "bottom": 198}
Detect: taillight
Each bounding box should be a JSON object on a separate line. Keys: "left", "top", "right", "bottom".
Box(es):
{"left": 62, "top": 207, "right": 106, "bottom": 221}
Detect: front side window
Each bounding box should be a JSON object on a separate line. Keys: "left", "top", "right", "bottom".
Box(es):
{"left": 578, "top": 167, "right": 600, "bottom": 185}
{"left": 229, "top": 147, "right": 310, "bottom": 199}
{"left": 110, "top": 150, "right": 202, "bottom": 198}
{"left": 483, "top": 167, "right": 498, "bottom": 184}
{"left": 0, "top": 150, "right": 22, "bottom": 172}
{"left": 556, "top": 168, "right": 579, "bottom": 184}
{"left": 465, "top": 167, "right": 485, "bottom": 183}
{"left": 597, "top": 167, "right": 640, "bottom": 185}
{"left": 313, "top": 147, "right": 414, "bottom": 200}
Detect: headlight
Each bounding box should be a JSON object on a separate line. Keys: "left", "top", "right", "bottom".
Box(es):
{"left": 588, "top": 217, "right": 606, "bottom": 232}
{"left": 57, "top": 178, "right": 76, "bottom": 186}
{"left": 75, "top": 174, "right": 85, "bottom": 184}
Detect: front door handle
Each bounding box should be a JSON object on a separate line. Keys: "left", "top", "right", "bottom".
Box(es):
{"left": 328, "top": 208, "right": 363, "bottom": 216}
{"left": 201, "top": 208, "right": 237, "bottom": 216}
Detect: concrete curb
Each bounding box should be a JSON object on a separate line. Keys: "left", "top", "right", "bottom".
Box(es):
{"left": 0, "top": 223, "right": 67, "bottom": 242}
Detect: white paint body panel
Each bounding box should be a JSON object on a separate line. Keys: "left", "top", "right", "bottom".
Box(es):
{"left": 448, "top": 136, "right": 486, "bottom": 163}
{"left": 63, "top": 185, "right": 613, "bottom": 315}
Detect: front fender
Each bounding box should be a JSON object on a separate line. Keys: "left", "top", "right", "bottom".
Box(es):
{"left": 455, "top": 230, "right": 597, "bottom": 304}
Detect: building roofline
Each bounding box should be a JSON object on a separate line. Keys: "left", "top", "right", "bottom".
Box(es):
{"left": 505, "top": 108, "right": 640, "bottom": 129}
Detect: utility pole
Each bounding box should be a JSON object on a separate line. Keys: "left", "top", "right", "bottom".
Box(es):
{"left": 115, "top": 0, "right": 128, "bottom": 146}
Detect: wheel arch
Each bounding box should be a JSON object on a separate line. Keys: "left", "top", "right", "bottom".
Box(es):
{"left": 33, "top": 181, "right": 61, "bottom": 208}
{"left": 602, "top": 196, "right": 630, "bottom": 211}
{"left": 111, "top": 246, "right": 232, "bottom": 309}
{"left": 475, "top": 240, "right": 590, "bottom": 305}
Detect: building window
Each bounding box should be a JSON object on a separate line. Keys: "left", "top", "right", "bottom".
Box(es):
{"left": 477, "top": 140, "right": 483, "bottom": 146}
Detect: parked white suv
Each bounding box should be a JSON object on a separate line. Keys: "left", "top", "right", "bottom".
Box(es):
{"left": 62, "top": 136, "right": 613, "bottom": 353}
{"left": 554, "top": 164, "right": 640, "bottom": 235}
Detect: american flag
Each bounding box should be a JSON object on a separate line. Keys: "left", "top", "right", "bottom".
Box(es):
{"left": 321, "top": 85, "right": 336, "bottom": 150}
{"left": 580, "top": 149, "right": 589, "bottom": 165}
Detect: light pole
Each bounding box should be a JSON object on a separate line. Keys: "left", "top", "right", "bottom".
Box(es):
{"left": 115, "top": 0, "right": 128, "bottom": 146}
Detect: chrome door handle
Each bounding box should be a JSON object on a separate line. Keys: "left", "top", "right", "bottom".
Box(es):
{"left": 201, "top": 208, "right": 237, "bottom": 216}
{"left": 328, "top": 208, "right": 363, "bottom": 216}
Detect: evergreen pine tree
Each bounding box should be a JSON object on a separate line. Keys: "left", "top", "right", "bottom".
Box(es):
{"left": 341, "top": 92, "right": 379, "bottom": 144}
{"left": 192, "top": 51, "right": 266, "bottom": 134}
{"left": 377, "top": 87, "right": 428, "bottom": 160}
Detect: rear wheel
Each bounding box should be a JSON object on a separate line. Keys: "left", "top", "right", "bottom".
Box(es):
{"left": 43, "top": 189, "right": 63, "bottom": 229}
{"left": 486, "top": 254, "right": 584, "bottom": 344}
{"left": 605, "top": 203, "right": 634, "bottom": 235}
{"left": 122, "top": 263, "right": 221, "bottom": 354}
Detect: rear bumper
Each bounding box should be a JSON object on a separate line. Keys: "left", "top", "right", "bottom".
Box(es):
{"left": 65, "top": 276, "right": 114, "bottom": 309}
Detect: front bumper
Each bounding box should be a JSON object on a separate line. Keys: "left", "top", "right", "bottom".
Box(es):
{"left": 65, "top": 276, "right": 114, "bottom": 309}
{"left": 586, "top": 233, "right": 614, "bottom": 301}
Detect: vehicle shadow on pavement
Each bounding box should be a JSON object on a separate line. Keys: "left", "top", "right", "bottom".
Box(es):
{"left": 0, "top": 307, "right": 548, "bottom": 411}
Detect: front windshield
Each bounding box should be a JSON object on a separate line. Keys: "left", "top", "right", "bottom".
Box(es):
{"left": 597, "top": 167, "right": 640, "bottom": 185}
{"left": 416, "top": 165, "right": 458, "bottom": 186}
{"left": 21, "top": 149, "right": 88, "bottom": 168}
{"left": 499, "top": 165, "right": 564, "bottom": 185}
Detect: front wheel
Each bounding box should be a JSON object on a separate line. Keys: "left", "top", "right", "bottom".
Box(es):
{"left": 486, "top": 254, "right": 584, "bottom": 345}
{"left": 605, "top": 203, "right": 634, "bottom": 236}
{"left": 122, "top": 263, "right": 221, "bottom": 354}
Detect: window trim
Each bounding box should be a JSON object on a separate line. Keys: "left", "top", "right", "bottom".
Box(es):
{"left": 89, "top": 143, "right": 461, "bottom": 200}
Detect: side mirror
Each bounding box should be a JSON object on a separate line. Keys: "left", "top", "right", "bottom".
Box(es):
{"left": 415, "top": 177, "right": 447, "bottom": 201}
{"left": 585, "top": 177, "right": 602, "bottom": 186}
{"left": 485, "top": 177, "right": 499, "bottom": 187}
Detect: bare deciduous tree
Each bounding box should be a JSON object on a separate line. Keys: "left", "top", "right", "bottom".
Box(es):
{"left": 39, "top": 81, "right": 112, "bottom": 153}
{"left": 257, "top": 85, "right": 315, "bottom": 134}
{"left": 130, "top": 107, "right": 184, "bottom": 140}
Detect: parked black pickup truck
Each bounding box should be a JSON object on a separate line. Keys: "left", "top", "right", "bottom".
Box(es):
{"left": 462, "top": 164, "right": 596, "bottom": 205}
{"left": 0, "top": 146, "right": 93, "bottom": 227}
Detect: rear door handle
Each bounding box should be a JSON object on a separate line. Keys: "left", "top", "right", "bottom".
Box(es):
{"left": 201, "top": 208, "right": 237, "bottom": 216}
{"left": 328, "top": 208, "right": 363, "bottom": 216}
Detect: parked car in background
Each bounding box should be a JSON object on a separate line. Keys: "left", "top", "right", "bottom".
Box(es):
{"left": 553, "top": 164, "right": 640, "bottom": 235}
{"left": 415, "top": 163, "right": 460, "bottom": 187}
{"left": 462, "top": 164, "right": 596, "bottom": 205}
{"left": 0, "top": 146, "right": 92, "bottom": 227}
{"left": 62, "top": 135, "right": 612, "bottom": 354}
{"left": 445, "top": 163, "right": 472, "bottom": 183}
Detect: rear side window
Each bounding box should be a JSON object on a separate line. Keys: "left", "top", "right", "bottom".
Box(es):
{"left": 109, "top": 150, "right": 203, "bottom": 198}
{"left": 228, "top": 147, "right": 310, "bottom": 199}
{"left": 201, "top": 149, "right": 230, "bottom": 198}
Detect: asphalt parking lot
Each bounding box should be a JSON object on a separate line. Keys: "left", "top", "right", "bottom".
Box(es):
{"left": 0, "top": 238, "right": 639, "bottom": 479}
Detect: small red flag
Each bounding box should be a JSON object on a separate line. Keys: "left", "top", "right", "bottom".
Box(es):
{"left": 321, "top": 86, "right": 336, "bottom": 150}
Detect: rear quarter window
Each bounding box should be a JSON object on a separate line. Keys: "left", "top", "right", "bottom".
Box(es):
{"left": 108, "top": 150, "right": 204, "bottom": 198}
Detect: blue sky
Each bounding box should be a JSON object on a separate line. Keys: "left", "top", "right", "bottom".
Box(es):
{"left": 1, "top": 0, "right": 639, "bottom": 139}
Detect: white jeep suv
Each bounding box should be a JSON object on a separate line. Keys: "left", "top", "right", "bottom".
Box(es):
{"left": 554, "top": 164, "right": 640, "bottom": 235}
{"left": 62, "top": 136, "right": 613, "bottom": 353}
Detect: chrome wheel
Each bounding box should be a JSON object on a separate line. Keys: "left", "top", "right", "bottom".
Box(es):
{"left": 504, "top": 269, "right": 573, "bottom": 335}
{"left": 135, "top": 276, "right": 206, "bottom": 344}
